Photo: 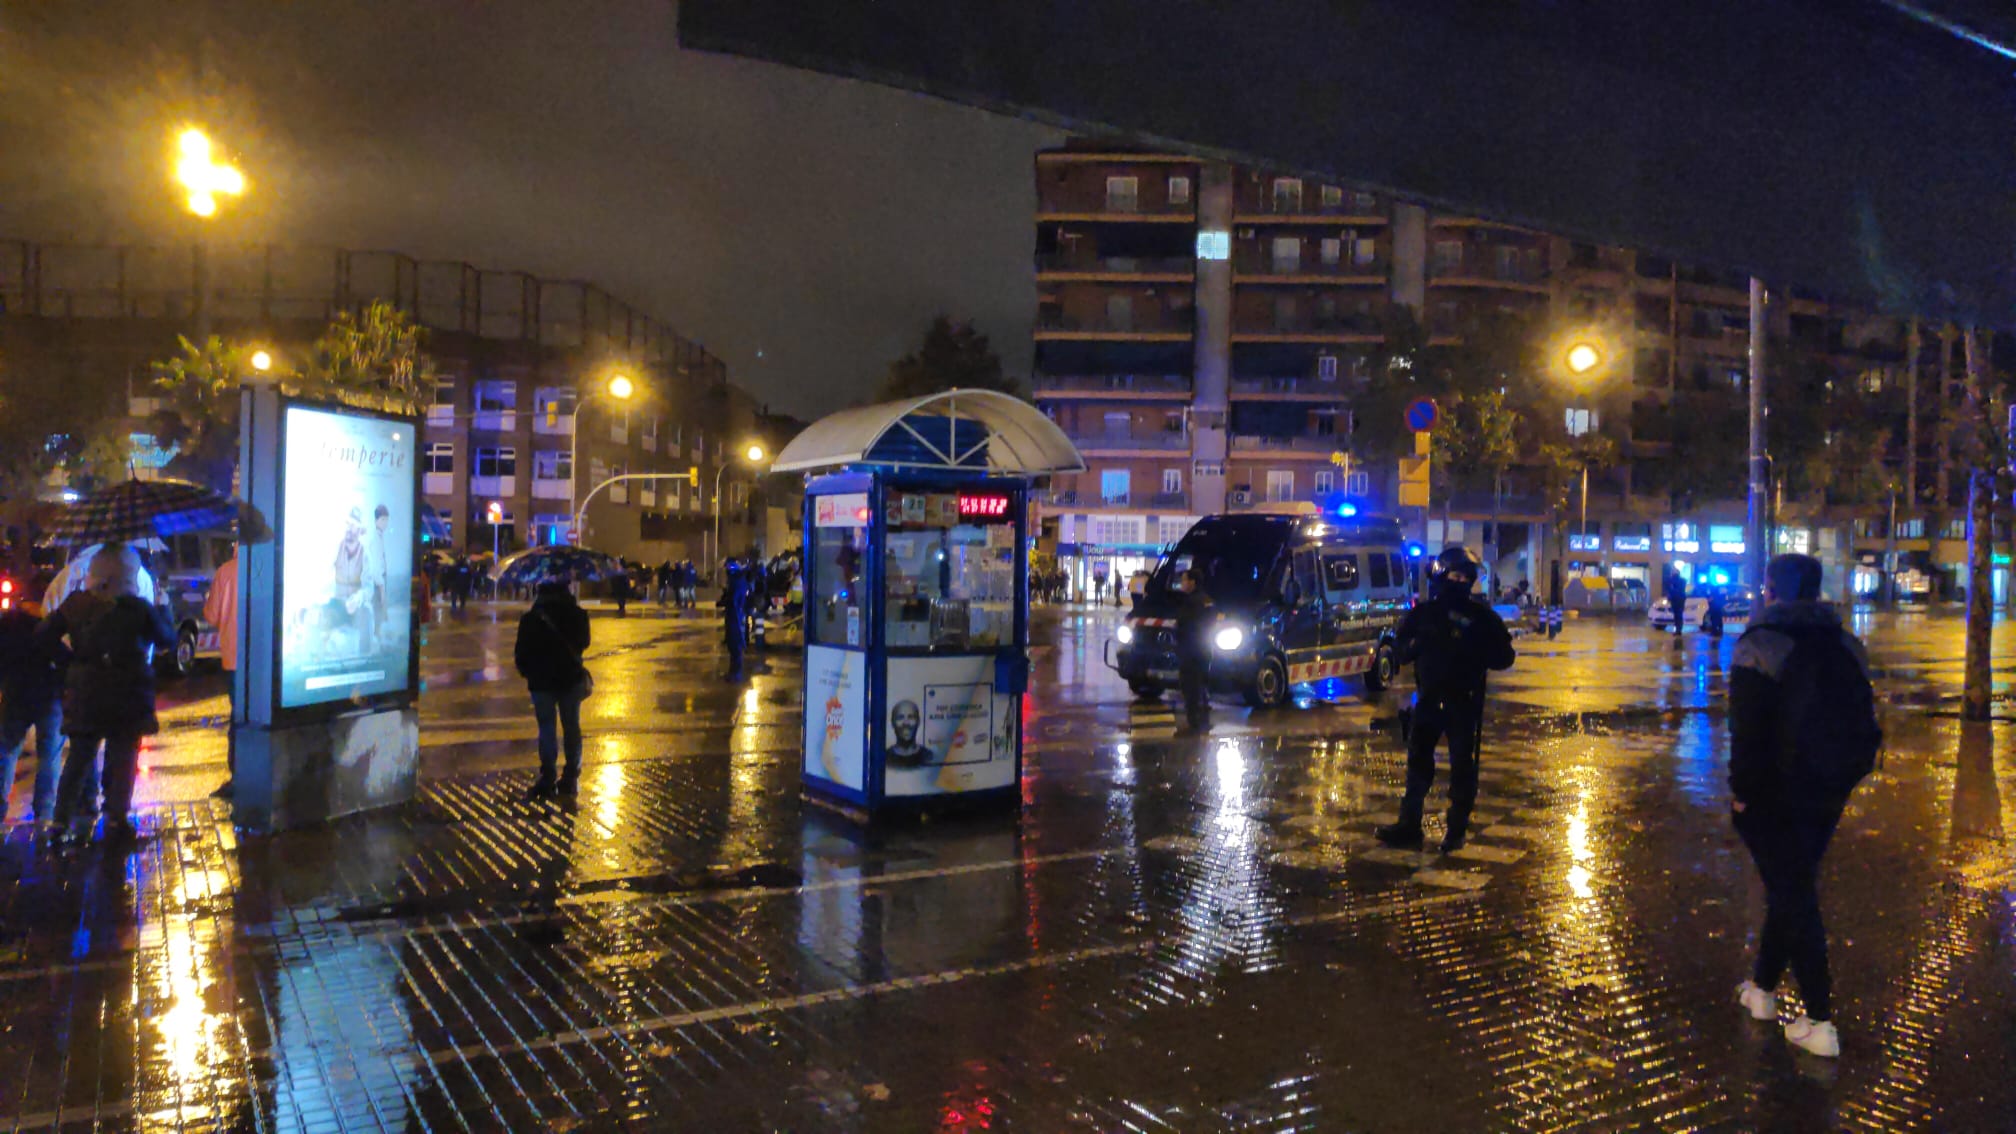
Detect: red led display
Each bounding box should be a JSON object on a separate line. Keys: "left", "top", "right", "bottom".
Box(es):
{"left": 959, "top": 493, "right": 1011, "bottom": 519}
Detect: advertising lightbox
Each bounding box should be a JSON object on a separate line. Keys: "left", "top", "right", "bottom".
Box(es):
{"left": 277, "top": 403, "right": 420, "bottom": 711}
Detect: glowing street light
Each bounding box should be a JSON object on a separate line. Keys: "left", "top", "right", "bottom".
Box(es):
{"left": 607, "top": 373, "right": 635, "bottom": 400}
{"left": 1565, "top": 341, "right": 1602, "bottom": 375}
{"left": 568, "top": 370, "right": 641, "bottom": 543}
{"left": 745, "top": 443, "right": 766, "bottom": 463}
{"left": 175, "top": 127, "right": 246, "bottom": 219}
{"left": 713, "top": 441, "right": 772, "bottom": 577}
{"left": 249, "top": 349, "right": 273, "bottom": 373}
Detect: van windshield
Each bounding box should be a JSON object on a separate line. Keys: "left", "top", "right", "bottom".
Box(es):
{"left": 1151, "top": 520, "right": 1286, "bottom": 605}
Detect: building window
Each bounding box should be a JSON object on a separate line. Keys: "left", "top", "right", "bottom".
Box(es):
{"left": 1352, "top": 191, "right": 1378, "bottom": 212}
{"left": 1494, "top": 246, "right": 1520, "bottom": 279}
{"left": 475, "top": 446, "right": 517, "bottom": 478}
{"left": 643, "top": 416, "right": 660, "bottom": 447}
{"left": 1353, "top": 237, "right": 1377, "bottom": 267}
{"left": 533, "top": 449, "right": 570, "bottom": 480}
{"left": 1162, "top": 467, "right": 1182, "bottom": 495}
{"left": 532, "top": 385, "right": 576, "bottom": 423}
{"left": 1565, "top": 407, "right": 1600, "bottom": 436}
{"left": 474, "top": 380, "right": 516, "bottom": 413}
{"left": 1898, "top": 518, "right": 1925, "bottom": 539}
{"left": 1316, "top": 354, "right": 1340, "bottom": 382}
{"left": 1313, "top": 469, "right": 1336, "bottom": 495}
{"left": 1270, "top": 236, "right": 1301, "bottom": 272}
{"left": 1266, "top": 469, "right": 1294, "bottom": 502}
{"left": 1100, "top": 469, "right": 1131, "bottom": 505}
{"left": 1106, "top": 175, "right": 1140, "bottom": 212}
{"left": 1320, "top": 237, "right": 1342, "bottom": 267}
{"left": 432, "top": 379, "right": 456, "bottom": 406}
{"left": 1105, "top": 293, "right": 1135, "bottom": 332}
{"left": 532, "top": 514, "right": 571, "bottom": 547}
{"left": 1347, "top": 471, "right": 1370, "bottom": 496}
{"left": 1313, "top": 411, "right": 1337, "bottom": 436}
{"left": 1320, "top": 185, "right": 1343, "bottom": 209}
{"left": 610, "top": 410, "right": 630, "bottom": 444}
{"left": 1273, "top": 296, "right": 1298, "bottom": 332}
{"left": 666, "top": 422, "right": 682, "bottom": 452}
{"left": 1168, "top": 175, "right": 1191, "bottom": 205}
{"left": 1162, "top": 412, "right": 1185, "bottom": 434}
{"left": 1433, "top": 240, "right": 1464, "bottom": 273}
{"left": 425, "top": 443, "right": 454, "bottom": 474}
{"left": 1271, "top": 177, "right": 1303, "bottom": 214}
{"left": 1090, "top": 514, "right": 1146, "bottom": 546}
{"left": 1157, "top": 517, "right": 1192, "bottom": 546}
{"left": 1102, "top": 411, "right": 1132, "bottom": 439}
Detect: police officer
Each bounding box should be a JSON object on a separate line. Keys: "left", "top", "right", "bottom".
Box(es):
{"left": 1173, "top": 568, "right": 1214, "bottom": 733}
{"left": 720, "top": 558, "right": 751, "bottom": 681}
{"left": 1376, "top": 547, "right": 1517, "bottom": 853}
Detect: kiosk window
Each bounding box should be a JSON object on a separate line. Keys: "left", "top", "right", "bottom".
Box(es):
{"left": 809, "top": 522, "right": 867, "bottom": 647}
{"left": 884, "top": 493, "right": 1016, "bottom": 652}
{"left": 1322, "top": 554, "right": 1360, "bottom": 598}
{"left": 1366, "top": 552, "right": 1391, "bottom": 589}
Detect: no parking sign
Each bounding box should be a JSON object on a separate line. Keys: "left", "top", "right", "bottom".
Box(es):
{"left": 1404, "top": 396, "right": 1439, "bottom": 433}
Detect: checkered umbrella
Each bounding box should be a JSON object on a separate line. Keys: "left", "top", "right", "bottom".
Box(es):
{"left": 420, "top": 502, "right": 453, "bottom": 542}
{"left": 491, "top": 544, "right": 625, "bottom": 586}
{"left": 47, "top": 479, "right": 240, "bottom": 547}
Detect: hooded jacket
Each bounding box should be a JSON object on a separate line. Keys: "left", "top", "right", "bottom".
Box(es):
{"left": 1728, "top": 599, "right": 1871, "bottom": 808}
{"left": 38, "top": 592, "right": 175, "bottom": 736}
{"left": 514, "top": 589, "right": 591, "bottom": 694}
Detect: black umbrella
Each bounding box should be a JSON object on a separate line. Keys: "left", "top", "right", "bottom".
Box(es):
{"left": 47, "top": 479, "right": 239, "bottom": 547}
{"left": 491, "top": 544, "right": 625, "bottom": 586}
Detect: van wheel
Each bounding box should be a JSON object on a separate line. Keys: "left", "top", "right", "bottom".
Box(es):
{"left": 1129, "top": 680, "right": 1165, "bottom": 700}
{"left": 1364, "top": 642, "right": 1397, "bottom": 692}
{"left": 1244, "top": 655, "right": 1289, "bottom": 709}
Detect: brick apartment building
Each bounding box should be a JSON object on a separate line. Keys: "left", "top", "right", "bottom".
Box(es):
{"left": 1033, "top": 141, "right": 1972, "bottom": 601}
{"left": 1, "top": 241, "right": 790, "bottom": 568}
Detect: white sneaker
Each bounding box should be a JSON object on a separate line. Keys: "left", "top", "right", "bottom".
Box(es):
{"left": 1737, "top": 981, "right": 1777, "bottom": 1021}
{"left": 1785, "top": 1016, "right": 1840, "bottom": 1058}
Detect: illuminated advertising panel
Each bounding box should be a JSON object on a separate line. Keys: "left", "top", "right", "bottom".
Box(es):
{"left": 278, "top": 404, "right": 419, "bottom": 710}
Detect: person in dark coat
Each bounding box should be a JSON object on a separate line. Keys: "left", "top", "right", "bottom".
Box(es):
{"left": 0, "top": 594, "right": 67, "bottom": 824}
{"left": 39, "top": 545, "right": 174, "bottom": 846}
{"left": 514, "top": 581, "right": 592, "bottom": 800}
{"left": 1376, "top": 546, "right": 1516, "bottom": 853}
{"left": 1172, "top": 568, "right": 1216, "bottom": 733}
{"left": 719, "top": 558, "right": 751, "bottom": 680}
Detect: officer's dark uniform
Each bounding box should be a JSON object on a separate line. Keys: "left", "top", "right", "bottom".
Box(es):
{"left": 720, "top": 559, "right": 751, "bottom": 680}
{"left": 1173, "top": 580, "right": 1215, "bottom": 731}
{"left": 1377, "top": 547, "right": 1516, "bottom": 852}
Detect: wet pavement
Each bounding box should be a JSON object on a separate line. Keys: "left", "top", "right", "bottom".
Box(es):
{"left": 1, "top": 602, "right": 2012, "bottom": 1131}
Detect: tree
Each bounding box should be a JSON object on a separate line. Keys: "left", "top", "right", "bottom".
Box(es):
{"left": 879, "top": 315, "right": 1015, "bottom": 401}
{"left": 149, "top": 300, "right": 439, "bottom": 491}
{"left": 0, "top": 337, "right": 139, "bottom": 510}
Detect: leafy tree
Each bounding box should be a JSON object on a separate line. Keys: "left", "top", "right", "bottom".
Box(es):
{"left": 299, "top": 301, "right": 435, "bottom": 415}
{"left": 0, "top": 338, "right": 137, "bottom": 508}
{"left": 879, "top": 315, "right": 1016, "bottom": 401}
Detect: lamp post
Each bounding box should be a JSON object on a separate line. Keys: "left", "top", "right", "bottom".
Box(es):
{"left": 173, "top": 127, "right": 246, "bottom": 343}
{"left": 487, "top": 500, "right": 503, "bottom": 561}
{"left": 711, "top": 443, "right": 768, "bottom": 577}
{"left": 567, "top": 372, "right": 635, "bottom": 545}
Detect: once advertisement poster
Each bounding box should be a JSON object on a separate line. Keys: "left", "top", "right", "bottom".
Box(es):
{"left": 804, "top": 645, "right": 866, "bottom": 790}
{"left": 884, "top": 655, "right": 1016, "bottom": 797}
{"left": 279, "top": 405, "right": 418, "bottom": 710}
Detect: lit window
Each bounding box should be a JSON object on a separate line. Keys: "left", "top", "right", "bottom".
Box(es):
{"left": 1105, "top": 175, "right": 1140, "bottom": 212}
{"left": 1168, "top": 175, "right": 1192, "bottom": 205}
{"left": 1565, "top": 408, "right": 1599, "bottom": 436}
{"left": 1320, "top": 185, "right": 1343, "bottom": 208}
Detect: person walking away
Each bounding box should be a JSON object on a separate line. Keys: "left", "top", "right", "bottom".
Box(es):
{"left": 1376, "top": 547, "right": 1516, "bottom": 853}
{"left": 612, "top": 564, "right": 630, "bottom": 617}
{"left": 1663, "top": 566, "right": 1687, "bottom": 636}
{"left": 1729, "top": 553, "right": 1879, "bottom": 1059}
{"left": 515, "top": 581, "right": 591, "bottom": 800}
{"left": 720, "top": 558, "right": 751, "bottom": 681}
{"left": 1172, "top": 568, "right": 1215, "bottom": 733}
{"left": 1704, "top": 586, "right": 1727, "bottom": 639}
{"left": 0, "top": 593, "right": 66, "bottom": 825}
{"left": 40, "top": 545, "right": 174, "bottom": 846}
{"left": 205, "top": 546, "right": 240, "bottom": 801}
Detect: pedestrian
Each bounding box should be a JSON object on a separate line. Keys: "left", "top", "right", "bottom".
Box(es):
{"left": 1376, "top": 547, "right": 1516, "bottom": 853}
{"left": 0, "top": 591, "right": 66, "bottom": 825}
{"left": 1704, "top": 586, "right": 1727, "bottom": 639}
{"left": 1173, "top": 568, "right": 1214, "bottom": 733}
{"left": 720, "top": 558, "right": 750, "bottom": 681}
{"left": 1729, "top": 553, "right": 1879, "bottom": 1059}
{"left": 204, "top": 545, "right": 240, "bottom": 801}
{"left": 514, "top": 580, "right": 592, "bottom": 800}
{"left": 612, "top": 564, "right": 630, "bottom": 617}
{"left": 656, "top": 560, "right": 673, "bottom": 605}
{"left": 1663, "top": 566, "right": 1687, "bottom": 636}
{"left": 40, "top": 544, "right": 175, "bottom": 847}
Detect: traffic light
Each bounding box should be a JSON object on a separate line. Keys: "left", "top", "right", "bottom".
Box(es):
{"left": 688, "top": 465, "right": 699, "bottom": 484}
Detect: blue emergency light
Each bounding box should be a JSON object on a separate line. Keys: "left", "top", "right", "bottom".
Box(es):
{"left": 1405, "top": 542, "right": 1426, "bottom": 559}
{"left": 1335, "top": 502, "right": 1359, "bottom": 518}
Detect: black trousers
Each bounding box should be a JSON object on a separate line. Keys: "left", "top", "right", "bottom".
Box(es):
{"left": 1398, "top": 690, "right": 1482, "bottom": 834}
{"left": 1178, "top": 659, "right": 1210, "bottom": 729}
{"left": 1735, "top": 805, "right": 1844, "bottom": 1021}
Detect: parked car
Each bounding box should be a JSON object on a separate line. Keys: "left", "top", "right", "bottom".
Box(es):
{"left": 1649, "top": 584, "right": 1753, "bottom": 629}
{"left": 147, "top": 532, "right": 236, "bottom": 674}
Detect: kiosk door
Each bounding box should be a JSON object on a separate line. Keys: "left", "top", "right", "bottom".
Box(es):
{"left": 803, "top": 492, "right": 872, "bottom": 798}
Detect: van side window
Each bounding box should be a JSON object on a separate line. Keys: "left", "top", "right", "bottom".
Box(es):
{"left": 1294, "top": 550, "right": 1322, "bottom": 604}
{"left": 1322, "top": 554, "right": 1359, "bottom": 601}
{"left": 1390, "top": 553, "right": 1407, "bottom": 587}
{"left": 1367, "top": 552, "right": 1392, "bottom": 589}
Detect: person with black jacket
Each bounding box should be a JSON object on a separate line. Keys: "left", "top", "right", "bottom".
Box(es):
{"left": 1728, "top": 553, "right": 1874, "bottom": 1059}
{"left": 1376, "top": 546, "right": 1516, "bottom": 853}
{"left": 0, "top": 595, "right": 66, "bottom": 824}
{"left": 514, "top": 581, "right": 592, "bottom": 800}
{"left": 719, "top": 558, "right": 751, "bottom": 681}
{"left": 40, "top": 544, "right": 175, "bottom": 846}
{"left": 1172, "top": 568, "right": 1215, "bottom": 733}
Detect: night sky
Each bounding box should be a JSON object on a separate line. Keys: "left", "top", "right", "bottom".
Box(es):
{"left": 0, "top": 1, "right": 1060, "bottom": 418}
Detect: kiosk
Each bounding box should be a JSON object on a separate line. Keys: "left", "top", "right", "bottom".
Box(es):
{"left": 774, "top": 390, "right": 1083, "bottom": 819}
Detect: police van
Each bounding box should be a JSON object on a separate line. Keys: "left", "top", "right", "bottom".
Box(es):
{"left": 1108, "top": 505, "right": 1417, "bottom": 707}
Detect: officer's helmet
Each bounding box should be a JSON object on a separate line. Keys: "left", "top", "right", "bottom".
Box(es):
{"left": 1431, "top": 546, "right": 1480, "bottom": 581}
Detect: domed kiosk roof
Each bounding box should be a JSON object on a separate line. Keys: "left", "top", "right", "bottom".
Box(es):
{"left": 773, "top": 388, "right": 1085, "bottom": 476}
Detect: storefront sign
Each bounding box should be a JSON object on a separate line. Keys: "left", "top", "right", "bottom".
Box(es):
{"left": 1613, "top": 535, "right": 1651, "bottom": 552}
{"left": 959, "top": 492, "right": 1011, "bottom": 519}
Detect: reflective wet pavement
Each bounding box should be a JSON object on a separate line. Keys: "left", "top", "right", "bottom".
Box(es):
{"left": 2, "top": 603, "right": 2012, "bottom": 1130}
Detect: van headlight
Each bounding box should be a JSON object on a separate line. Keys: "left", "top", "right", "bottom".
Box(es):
{"left": 1116, "top": 624, "right": 1134, "bottom": 645}
{"left": 1213, "top": 625, "right": 1245, "bottom": 651}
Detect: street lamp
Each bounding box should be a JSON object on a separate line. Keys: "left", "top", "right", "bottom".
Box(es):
{"left": 174, "top": 127, "right": 246, "bottom": 342}
{"left": 486, "top": 500, "right": 504, "bottom": 561}
{"left": 712, "top": 443, "right": 769, "bottom": 577}
{"left": 1552, "top": 330, "right": 1614, "bottom": 592}
{"left": 249, "top": 349, "right": 273, "bottom": 374}
{"left": 568, "top": 371, "right": 636, "bottom": 544}
{"left": 1565, "top": 341, "right": 1602, "bottom": 375}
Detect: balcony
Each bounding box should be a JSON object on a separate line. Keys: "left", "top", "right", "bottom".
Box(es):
{"left": 1229, "top": 433, "right": 1340, "bottom": 459}
{"left": 1146, "top": 491, "right": 1189, "bottom": 510}
{"left": 469, "top": 474, "right": 517, "bottom": 497}
{"left": 472, "top": 409, "right": 517, "bottom": 433}
{"left": 426, "top": 404, "right": 454, "bottom": 426}
{"left": 1034, "top": 374, "right": 1193, "bottom": 400}
{"left": 1230, "top": 312, "right": 1384, "bottom": 344}
{"left": 1035, "top": 311, "right": 1193, "bottom": 342}
{"left": 1235, "top": 255, "right": 1389, "bottom": 283}
{"left": 1233, "top": 189, "right": 1385, "bottom": 224}
{"left": 1032, "top": 489, "right": 1081, "bottom": 508}
{"left": 531, "top": 477, "right": 571, "bottom": 501}
{"left": 1229, "top": 376, "right": 1348, "bottom": 401}
{"left": 1034, "top": 197, "right": 1195, "bottom": 224}
{"left": 1035, "top": 253, "right": 1194, "bottom": 281}
{"left": 532, "top": 412, "right": 575, "bottom": 437}
{"left": 1427, "top": 256, "right": 1551, "bottom": 294}
{"left": 422, "top": 472, "right": 453, "bottom": 497}
{"left": 1067, "top": 430, "right": 1192, "bottom": 455}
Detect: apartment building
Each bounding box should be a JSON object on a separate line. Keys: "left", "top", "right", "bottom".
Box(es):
{"left": 1033, "top": 141, "right": 1947, "bottom": 598}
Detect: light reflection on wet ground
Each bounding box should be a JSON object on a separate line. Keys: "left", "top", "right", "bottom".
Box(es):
{"left": 0, "top": 603, "right": 2010, "bottom": 1130}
